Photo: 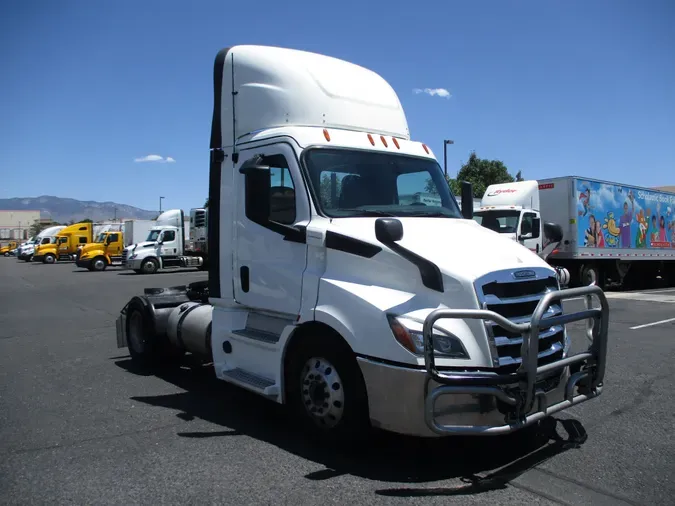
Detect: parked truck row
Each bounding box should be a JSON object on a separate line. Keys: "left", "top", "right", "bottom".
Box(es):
{"left": 6, "top": 208, "right": 208, "bottom": 274}
{"left": 113, "top": 45, "right": 610, "bottom": 443}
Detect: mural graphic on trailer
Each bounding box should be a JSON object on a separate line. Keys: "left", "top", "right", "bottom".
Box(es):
{"left": 575, "top": 179, "right": 675, "bottom": 249}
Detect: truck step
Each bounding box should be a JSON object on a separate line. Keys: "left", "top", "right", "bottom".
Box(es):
{"left": 220, "top": 367, "right": 278, "bottom": 396}
{"left": 231, "top": 328, "right": 280, "bottom": 344}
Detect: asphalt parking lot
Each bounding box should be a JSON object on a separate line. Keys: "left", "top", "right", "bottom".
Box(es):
{"left": 1, "top": 259, "right": 673, "bottom": 505}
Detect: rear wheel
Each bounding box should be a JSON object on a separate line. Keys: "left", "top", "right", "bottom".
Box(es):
{"left": 125, "top": 298, "right": 183, "bottom": 368}
{"left": 286, "top": 333, "right": 369, "bottom": 442}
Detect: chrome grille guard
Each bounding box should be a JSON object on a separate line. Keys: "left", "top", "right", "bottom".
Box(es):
{"left": 422, "top": 285, "right": 609, "bottom": 435}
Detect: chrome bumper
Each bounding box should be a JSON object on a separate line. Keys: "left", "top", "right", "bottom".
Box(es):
{"left": 422, "top": 285, "right": 608, "bottom": 435}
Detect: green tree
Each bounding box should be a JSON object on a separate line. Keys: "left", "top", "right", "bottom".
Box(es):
{"left": 515, "top": 170, "right": 524, "bottom": 182}
{"left": 454, "top": 152, "right": 519, "bottom": 197}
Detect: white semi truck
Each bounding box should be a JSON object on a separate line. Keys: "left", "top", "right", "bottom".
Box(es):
{"left": 121, "top": 209, "right": 207, "bottom": 274}
{"left": 115, "top": 45, "right": 609, "bottom": 440}
{"left": 474, "top": 178, "right": 675, "bottom": 289}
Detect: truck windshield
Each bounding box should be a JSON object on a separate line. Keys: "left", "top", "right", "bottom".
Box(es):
{"left": 95, "top": 233, "right": 106, "bottom": 243}
{"left": 303, "top": 148, "right": 462, "bottom": 218}
{"left": 146, "top": 230, "right": 161, "bottom": 242}
{"left": 474, "top": 210, "right": 520, "bottom": 233}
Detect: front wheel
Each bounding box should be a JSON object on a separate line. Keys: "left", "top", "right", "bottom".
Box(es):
{"left": 92, "top": 257, "right": 108, "bottom": 271}
{"left": 43, "top": 254, "right": 56, "bottom": 264}
{"left": 286, "top": 336, "right": 369, "bottom": 442}
{"left": 141, "top": 258, "right": 159, "bottom": 274}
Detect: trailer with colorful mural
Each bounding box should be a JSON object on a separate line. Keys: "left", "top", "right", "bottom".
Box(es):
{"left": 474, "top": 176, "right": 675, "bottom": 288}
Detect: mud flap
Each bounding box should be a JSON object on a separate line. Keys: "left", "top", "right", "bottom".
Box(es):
{"left": 116, "top": 313, "right": 127, "bottom": 348}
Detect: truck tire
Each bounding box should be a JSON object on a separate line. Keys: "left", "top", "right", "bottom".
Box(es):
{"left": 92, "top": 256, "right": 108, "bottom": 271}
{"left": 141, "top": 258, "right": 159, "bottom": 274}
{"left": 3, "top": 252, "right": 8, "bottom": 257}
{"left": 43, "top": 254, "right": 56, "bottom": 264}
{"left": 125, "top": 298, "right": 183, "bottom": 368}
{"left": 580, "top": 264, "right": 600, "bottom": 287}
{"left": 285, "top": 334, "right": 369, "bottom": 442}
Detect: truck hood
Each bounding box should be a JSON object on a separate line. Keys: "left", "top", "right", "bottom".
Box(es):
{"left": 326, "top": 217, "right": 551, "bottom": 282}
{"left": 125, "top": 242, "right": 156, "bottom": 252}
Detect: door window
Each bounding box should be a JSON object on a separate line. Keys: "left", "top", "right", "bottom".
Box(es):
{"left": 161, "top": 230, "right": 176, "bottom": 242}
{"left": 521, "top": 212, "right": 539, "bottom": 238}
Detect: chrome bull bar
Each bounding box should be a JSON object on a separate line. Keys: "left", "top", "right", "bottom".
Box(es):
{"left": 422, "top": 285, "right": 609, "bottom": 435}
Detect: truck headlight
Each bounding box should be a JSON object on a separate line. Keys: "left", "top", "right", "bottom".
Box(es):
{"left": 387, "top": 314, "right": 470, "bottom": 359}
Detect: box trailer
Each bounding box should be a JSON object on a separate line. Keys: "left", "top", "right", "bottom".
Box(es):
{"left": 474, "top": 176, "right": 675, "bottom": 288}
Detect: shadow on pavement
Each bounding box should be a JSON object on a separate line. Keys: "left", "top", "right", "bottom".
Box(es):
{"left": 114, "top": 356, "right": 588, "bottom": 495}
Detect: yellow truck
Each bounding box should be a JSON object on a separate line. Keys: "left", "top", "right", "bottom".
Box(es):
{"left": 33, "top": 222, "right": 93, "bottom": 264}
{"left": 75, "top": 231, "right": 125, "bottom": 271}
{"left": 1, "top": 241, "right": 18, "bottom": 257}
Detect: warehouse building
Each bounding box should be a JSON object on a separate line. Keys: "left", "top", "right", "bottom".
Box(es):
{"left": 0, "top": 210, "right": 41, "bottom": 241}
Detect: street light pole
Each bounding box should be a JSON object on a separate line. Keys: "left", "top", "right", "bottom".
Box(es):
{"left": 159, "top": 196, "right": 165, "bottom": 214}
{"left": 443, "top": 139, "right": 454, "bottom": 177}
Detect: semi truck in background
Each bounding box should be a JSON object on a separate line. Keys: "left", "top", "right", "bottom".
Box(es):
{"left": 16, "top": 225, "right": 67, "bottom": 262}
{"left": 33, "top": 222, "right": 97, "bottom": 263}
{"left": 1, "top": 241, "right": 18, "bottom": 256}
{"left": 121, "top": 208, "right": 207, "bottom": 274}
{"left": 114, "top": 45, "right": 609, "bottom": 441}
{"left": 76, "top": 220, "right": 158, "bottom": 271}
{"left": 473, "top": 178, "right": 675, "bottom": 289}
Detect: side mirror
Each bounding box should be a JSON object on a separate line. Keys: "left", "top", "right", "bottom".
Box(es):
{"left": 532, "top": 217, "right": 541, "bottom": 239}
{"left": 518, "top": 232, "right": 533, "bottom": 241}
{"left": 241, "top": 158, "right": 271, "bottom": 224}
{"left": 543, "top": 222, "right": 564, "bottom": 243}
{"left": 461, "top": 181, "right": 474, "bottom": 220}
{"left": 375, "top": 218, "right": 404, "bottom": 244}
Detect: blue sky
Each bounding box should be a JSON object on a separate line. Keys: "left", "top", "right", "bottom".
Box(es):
{"left": 1, "top": 0, "right": 673, "bottom": 215}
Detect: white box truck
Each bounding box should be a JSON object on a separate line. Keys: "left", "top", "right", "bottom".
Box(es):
{"left": 123, "top": 220, "right": 156, "bottom": 248}
{"left": 114, "top": 45, "right": 609, "bottom": 440}
{"left": 474, "top": 177, "right": 675, "bottom": 288}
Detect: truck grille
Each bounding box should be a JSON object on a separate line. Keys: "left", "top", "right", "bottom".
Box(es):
{"left": 121, "top": 249, "right": 128, "bottom": 265}
{"left": 475, "top": 270, "right": 565, "bottom": 375}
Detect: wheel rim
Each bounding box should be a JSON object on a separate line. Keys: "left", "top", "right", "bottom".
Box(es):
{"left": 46, "top": 255, "right": 55, "bottom": 264}
{"left": 94, "top": 259, "right": 106, "bottom": 270}
{"left": 584, "top": 267, "right": 597, "bottom": 285}
{"left": 128, "top": 311, "right": 145, "bottom": 354}
{"left": 143, "top": 261, "right": 155, "bottom": 273}
{"left": 300, "top": 357, "right": 345, "bottom": 428}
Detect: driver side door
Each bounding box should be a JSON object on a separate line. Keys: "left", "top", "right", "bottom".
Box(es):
{"left": 519, "top": 211, "right": 541, "bottom": 254}
{"left": 233, "top": 142, "right": 309, "bottom": 317}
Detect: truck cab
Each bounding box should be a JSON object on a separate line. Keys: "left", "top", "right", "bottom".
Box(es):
{"left": 473, "top": 181, "right": 543, "bottom": 253}
{"left": 20, "top": 226, "right": 67, "bottom": 262}
{"left": 33, "top": 222, "right": 93, "bottom": 263}
{"left": 76, "top": 230, "right": 125, "bottom": 271}
{"left": 122, "top": 210, "right": 202, "bottom": 274}
{"left": 115, "top": 45, "right": 609, "bottom": 440}
{"left": 1, "top": 241, "right": 18, "bottom": 256}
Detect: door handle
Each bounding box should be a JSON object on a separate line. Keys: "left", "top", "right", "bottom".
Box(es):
{"left": 240, "top": 266, "right": 250, "bottom": 293}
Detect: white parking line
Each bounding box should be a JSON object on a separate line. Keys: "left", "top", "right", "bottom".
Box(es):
{"left": 630, "top": 318, "right": 675, "bottom": 330}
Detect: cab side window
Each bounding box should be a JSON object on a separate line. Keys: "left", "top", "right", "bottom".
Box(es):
{"left": 108, "top": 233, "right": 119, "bottom": 243}
{"left": 162, "top": 230, "right": 176, "bottom": 242}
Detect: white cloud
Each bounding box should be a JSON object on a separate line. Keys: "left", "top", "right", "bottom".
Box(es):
{"left": 413, "top": 87, "right": 451, "bottom": 99}
{"left": 134, "top": 154, "right": 176, "bottom": 163}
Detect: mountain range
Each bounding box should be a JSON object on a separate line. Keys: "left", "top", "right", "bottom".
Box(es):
{"left": 0, "top": 196, "right": 157, "bottom": 224}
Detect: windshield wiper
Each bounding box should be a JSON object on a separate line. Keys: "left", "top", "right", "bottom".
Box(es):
{"left": 337, "top": 209, "right": 398, "bottom": 217}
